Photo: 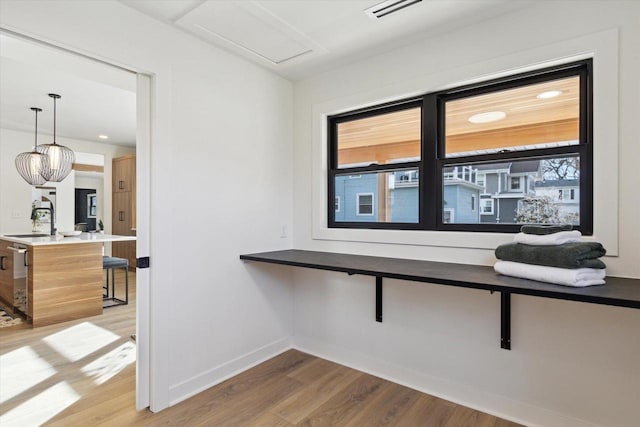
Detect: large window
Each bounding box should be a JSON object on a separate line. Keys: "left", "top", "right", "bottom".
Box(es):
{"left": 328, "top": 60, "right": 592, "bottom": 233}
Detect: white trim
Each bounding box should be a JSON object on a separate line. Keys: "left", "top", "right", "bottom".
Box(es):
{"left": 480, "top": 199, "right": 495, "bottom": 215}
{"left": 311, "top": 29, "right": 618, "bottom": 254}
{"left": 168, "top": 338, "right": 291, "bottom": 405}
{"left": 356, "top": 192, "right": 374, "bottom": 216}
{"left": 135, "top": 73, "right": 151, "bottom": 410}
{"left": 292, "top": 337, "right": 594, "bottom": 427}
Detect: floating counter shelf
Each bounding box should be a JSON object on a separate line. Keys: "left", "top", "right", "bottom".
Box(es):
{"left": 240, "top": 249, "right": 640, "bottom": 350}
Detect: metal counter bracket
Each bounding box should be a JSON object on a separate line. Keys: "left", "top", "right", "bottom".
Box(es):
{"left": 501, "top": 292, "right": 511, "bottom": 350}
{"left": 376, "top": 276, "right": 383, "bottom": 322}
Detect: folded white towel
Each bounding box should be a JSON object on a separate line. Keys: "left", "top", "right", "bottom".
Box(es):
{"left": 513, "top": 230, "right": 583, "bottom": 246}
{"left": 494, "top": 260, "right": 605, "bottom": 287}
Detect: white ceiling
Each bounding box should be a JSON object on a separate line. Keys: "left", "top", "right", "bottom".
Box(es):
{"left": 0, "top": 34, "right": 136, "bottom": 147}
{"left": 119, "top": 0, "right": 535, "bottom": 80}
{"left": 0, "top": 1, "right": 535, "bottom": 145}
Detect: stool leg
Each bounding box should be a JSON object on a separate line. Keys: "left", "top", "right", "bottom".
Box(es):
{"left": 105, "top": 270, "right": 109, "bottom": 298}
{"left": 111, "top": 268, "right": 116, "bottom": 301}
{"left": 124, "top": 266, "right": 129, "bottom": 305}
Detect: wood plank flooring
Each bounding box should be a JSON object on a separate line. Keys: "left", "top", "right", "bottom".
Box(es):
{"left": 1, "top": 271, "right": 523, "bottom": 426}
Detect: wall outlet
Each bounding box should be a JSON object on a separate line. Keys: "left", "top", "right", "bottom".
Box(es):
{"left": 11, "top": 210, "right": 24, "bottom": 219}
{"left": 280, "top": 224, "right": 287, "bottom": 238}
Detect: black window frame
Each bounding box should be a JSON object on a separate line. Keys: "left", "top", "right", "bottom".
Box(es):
{"left": 328, "top": 59, "right": 593, "bottom": 234}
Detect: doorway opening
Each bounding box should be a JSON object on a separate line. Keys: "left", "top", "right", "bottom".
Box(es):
{"left": 0, "top": 30, "right": 151, "bottom": 423}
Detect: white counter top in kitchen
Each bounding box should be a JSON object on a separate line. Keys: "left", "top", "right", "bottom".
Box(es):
{"left": 1, "top": 232, "right": 136, "bottom": 246}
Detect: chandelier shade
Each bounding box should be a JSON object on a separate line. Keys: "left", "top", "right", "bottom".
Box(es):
{"left": 37, "top": 93, "right": 75, "bottom": 182}
{"left": 15, "top": 107, "right": 50, "bottom": 186}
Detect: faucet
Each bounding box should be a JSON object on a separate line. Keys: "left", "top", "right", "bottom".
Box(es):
{"left": 32, "top": 207, "right": 56, "bottom": 236}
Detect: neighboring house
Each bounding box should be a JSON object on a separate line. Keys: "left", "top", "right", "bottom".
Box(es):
{"left": 534, "top": 179, "right": 580, "bottom": 223}
{"left": 477, "top": 160, "right": 542, "bottom": 224}
{"left": 442, "top": 166, "right": 483, "bottom": 223}
{"left": 391, "top": 170, "right": 419, "bottom": 223}
{"left": 335, "top": 162, "right": 577, "bottom": 225}
{"left": 334, "top": 173, "right": 379, "bottom": 222}
{"left": 335, "top": 168, "right": 482, "bottom": 224}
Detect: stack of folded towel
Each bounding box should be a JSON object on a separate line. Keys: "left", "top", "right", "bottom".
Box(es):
{"left": 494, "top": 224, "right": 607, "bottom": 287}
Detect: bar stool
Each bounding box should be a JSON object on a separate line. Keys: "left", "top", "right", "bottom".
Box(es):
{"left": 103, "top": 256, "right": 128, "bottom": 308}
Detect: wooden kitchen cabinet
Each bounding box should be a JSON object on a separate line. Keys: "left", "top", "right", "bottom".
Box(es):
{"left": 112, "top": 155, "right": 136, "bottom": 270}
{"left": 0, "top": 239, "right": 15, "bottom": 308}
{"left": 113, "top": 155, "right": 136, "bottom": 193}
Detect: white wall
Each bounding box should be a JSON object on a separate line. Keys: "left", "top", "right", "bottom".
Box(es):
{"left": 0, "top": 128, "right": 133, "bottom": 234}
{"left": 292, "top": 2, "right": 639, "bottom": 427}
{"left": 0, "top": 0, "right": 294, "bottom": 411}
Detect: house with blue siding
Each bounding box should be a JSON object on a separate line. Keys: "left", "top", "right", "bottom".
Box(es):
{"left": 335, "top": 168, "right": 482, "bottom": 224}
{"left": 334, "top": 173, "right": 379, "bottom": 222}
{"left": 443, "top": 166, "right": 483, "bottom": 223}
{"left": 477, "top": 160, "right": 542, "bottom": 224}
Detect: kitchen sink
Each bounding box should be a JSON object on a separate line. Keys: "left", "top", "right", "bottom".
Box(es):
{"left": 4, "top": 233, "right": 49, "bottom": 238}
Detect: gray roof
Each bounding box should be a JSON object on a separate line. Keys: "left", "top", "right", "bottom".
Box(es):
{"left": 449, "top": 160, "right": 540, "bottom": 174}
{"left": 535, "top": 179, "right": 579, "bottom": 187}
{"left": 475, "top": 162, "right": 511, "bottom": 171}
{"left": 510, "top": 160, "right": 540, "bottom": 174}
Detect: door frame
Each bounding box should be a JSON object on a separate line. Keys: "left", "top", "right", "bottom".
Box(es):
{"left": 135, "top": 73, "right": 152, "bottom": 409}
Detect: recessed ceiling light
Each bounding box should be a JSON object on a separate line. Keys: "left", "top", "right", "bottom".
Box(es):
{"left": 537, "top": 90, "right": 563, "bottom": 99}
{"left": 468, "top": 111, "right": 506, "bottom": 124}
{"left": 98, "top": 135, "right": 109, "bottom": 140}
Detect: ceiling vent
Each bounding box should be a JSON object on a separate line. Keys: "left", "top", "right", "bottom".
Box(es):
{"left": 365, "top": 0, "right": 423, "bottom": 19}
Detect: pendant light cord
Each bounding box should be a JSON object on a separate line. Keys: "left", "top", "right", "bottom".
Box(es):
{"left": 48, "top": 93, "right": 61, "bottom": 146}
{"left": 35, "top": 109, "right": 38, "bottom": 149}
{"left": 30, "top": 107, "right": 42, "bottom": 152}
{"left": 53, "top": 96, "right": 57, "bottom": 145}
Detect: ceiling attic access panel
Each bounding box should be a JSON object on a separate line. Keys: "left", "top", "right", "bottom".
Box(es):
{"left": 175, "top": 1, "right": 317, "bottom": 65}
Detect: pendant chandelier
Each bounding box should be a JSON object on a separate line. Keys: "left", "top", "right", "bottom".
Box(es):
{"left": 36, "top": 93, "right": 75, "bottom": 182}
{"left": 15, "top": 107, "right": 50, "bottom": 186}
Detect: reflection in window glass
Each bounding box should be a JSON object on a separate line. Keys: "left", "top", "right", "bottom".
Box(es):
{"left": 334, "top": 169, "right": 419, "bottom": 223}
{"left": 445, "top": 76, "right": 580, "bottom": 158}
{"left": 443, "top": 156, "right": 580, "bottom": 225}
{"left": 336, "top": 107, "right": 421, "bottom": 168}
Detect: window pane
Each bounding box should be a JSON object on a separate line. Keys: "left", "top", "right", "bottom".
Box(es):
{"left": 444, "top": 76, "right": 580, "bottom": 158}
{"left": 443, "top": 156, "right": 580, "bottom": 225}
{"left": 337, "top": 107, "right": 421, "bottom": 168}
{"left": 334, "top": 169, "right": 419, "bottom": 223}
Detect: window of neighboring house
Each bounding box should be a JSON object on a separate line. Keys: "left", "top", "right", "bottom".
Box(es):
{"left": 480, "top": 199, "right": 494, "bottom": 215}
{"left": 443, "top": 208, "right": 455, "bottom": 223}
{"left": 328, "top": 59, "right": 592, "bottom": 233}
{"left": 471, "top": 195, "right": 476, "bottom": 211}
{"left": 357, "top": 193, "right": 374, "bottom": 216}
{"left": 335, "top": 197, "right": 340, "bottom": 212}
{"left": 510, "top": 177, "right": 521, "bottom": 191}
{"left": 570, "top": 189, "right": 575, "bottom": 200}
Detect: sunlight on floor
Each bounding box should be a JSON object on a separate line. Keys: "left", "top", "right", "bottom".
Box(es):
{"left": 42, "top": 321, "right": 119, "bottom": 362}
{"left": 0, "top": 346, "right": 56, "bottom": 404}
{"left": 82, "top": 341, "right": 136, "bottom": 385}
{"left": 0, "top": 381, "right": 80, "bottom": 427}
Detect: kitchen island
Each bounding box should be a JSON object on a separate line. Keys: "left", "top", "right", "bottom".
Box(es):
{"left": 0, "top": 233, "right": 136, "bottom": 327}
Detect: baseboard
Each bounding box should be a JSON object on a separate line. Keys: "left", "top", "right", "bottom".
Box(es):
{"left": 292, "top": 336, "right": 598, "bottom": 427}
{"left": 168, "top": 336, "right": 292, "bottom": 406}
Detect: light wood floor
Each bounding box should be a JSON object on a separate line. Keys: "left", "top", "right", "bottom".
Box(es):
{"left": 1, "top": 272, "right": 523, "bottom": 427}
